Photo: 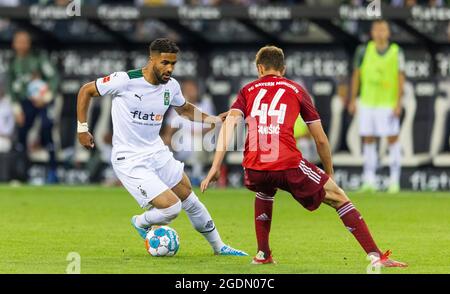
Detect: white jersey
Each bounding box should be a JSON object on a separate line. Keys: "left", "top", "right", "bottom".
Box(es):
{"left": 95, "top": 69, "right": 186, "bottom": 161}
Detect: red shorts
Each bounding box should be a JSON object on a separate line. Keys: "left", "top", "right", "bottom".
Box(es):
{"left": 244, "top": 159, "right": 329, "bottom": 211}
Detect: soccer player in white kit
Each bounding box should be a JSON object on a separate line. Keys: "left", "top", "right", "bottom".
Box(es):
{"left": 76, "top": 39, "right": 247, "bottom": 256}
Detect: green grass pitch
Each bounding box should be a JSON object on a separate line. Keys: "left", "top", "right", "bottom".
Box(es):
{"left": 0, "top": 185, "right": 449, "bottom": 274}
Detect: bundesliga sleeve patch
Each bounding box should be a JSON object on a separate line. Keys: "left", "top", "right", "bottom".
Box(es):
{"left": 102, "top": 76, "right": 111, "bottom": 83}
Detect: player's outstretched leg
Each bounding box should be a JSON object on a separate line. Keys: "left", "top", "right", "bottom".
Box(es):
{"left": 252, "top": 192, "right": 276, "bottom": 265}
{"left": 131, "top": 189, "right": 182, "bottom": 239}
{"left": 173, "top": 173, "right": 248, "bottom": 256}
{"left": 322, "top": 178, "right": 407, "bottom": 268}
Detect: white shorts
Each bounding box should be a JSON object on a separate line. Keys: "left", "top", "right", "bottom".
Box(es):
{"left": 359, "top": 106, "right": 400, "bottom": 137}
{"left": 112, "top": 147, "right": 184, "bottom": 209}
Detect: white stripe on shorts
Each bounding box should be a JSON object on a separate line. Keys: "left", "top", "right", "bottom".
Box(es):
{"left": 300, "top": 161, "right": 321, "bottom": 181}
{"left": 299, "top": 161, "right": 321, "bottom": 184}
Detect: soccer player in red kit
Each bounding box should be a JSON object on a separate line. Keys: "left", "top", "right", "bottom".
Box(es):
{"left": 201, "top": 45, "right": 407, "bottom": 267}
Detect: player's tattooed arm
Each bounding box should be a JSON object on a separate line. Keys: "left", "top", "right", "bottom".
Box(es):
{"left": 76, "top": 81, "right": 100, "bottom": 150}
{"left": 201, "top": 110, "right": 243, "bottom": 193}
{"left": 307, "top": 121, "right": 334, "bottom": 177}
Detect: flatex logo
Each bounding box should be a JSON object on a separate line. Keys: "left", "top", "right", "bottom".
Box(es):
{"left": 130, "top": 110, "right": 163, "bottom": 122}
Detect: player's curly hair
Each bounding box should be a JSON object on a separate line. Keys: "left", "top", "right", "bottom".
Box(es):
{"left": 149, "top": 38, "right": 179, "bottom": 54}
{"left": 255, "top": 45, "right": 285, "bottom": 72}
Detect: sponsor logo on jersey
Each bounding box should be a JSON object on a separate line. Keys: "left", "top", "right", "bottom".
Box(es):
{"left": 164, "top": 89, "right": 170, "bottom": 105}
{"left": 130, "top": 110, "right": 163, "bottom": 122}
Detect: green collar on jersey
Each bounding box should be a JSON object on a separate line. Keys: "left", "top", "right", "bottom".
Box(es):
{"left": 127, "top": 68, "right": 144, "bottom": 79}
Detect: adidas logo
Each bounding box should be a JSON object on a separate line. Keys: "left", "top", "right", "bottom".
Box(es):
{"left": 256, "top": 213, "right": 270, "bottom": 221}
{"left": 255, "top": 251, "right": 266, "bottom": 260}
{"left": 205, "top": 220, "right": 214, "bottom": 229}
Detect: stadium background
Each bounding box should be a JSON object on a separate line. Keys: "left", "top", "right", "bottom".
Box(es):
{"left": 0, "top": 0, "right": 449, "bottom": 191}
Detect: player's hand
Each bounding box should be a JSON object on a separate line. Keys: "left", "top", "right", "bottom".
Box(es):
{"left": 393, "top": 104, "right": 402, "bottom": 117}
{"left": 218, "top": 111, "right": 229, "bottom": 122}
{"left": 204, "top": 115, "right": 222, "bottom": 130}
{"left": 204, "top": 115, "right": 222, "bottom": 125}
{"left": 32, "top": 99, "right": 47, "bottom": 109}
{"left": 78, "top": 132, "right": 95, "bottom": 150}
{"left": 15, "top": 111, "right": 25, "bottom": 127}
{"left": 348, "top": 100, "right": 356, "bottom": 116}
{"left": 200, "top": 167, "right": 220, "bottom": 193}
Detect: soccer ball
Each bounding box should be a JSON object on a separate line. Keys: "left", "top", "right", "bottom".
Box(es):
{"left": 145, "top": 226, "right": 180, "bottom": 257}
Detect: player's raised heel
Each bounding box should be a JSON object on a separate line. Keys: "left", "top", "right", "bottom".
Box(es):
{"left": 131, "top": 216, "right": 149, "bottom": 239}
{"left": 251, "top": 251, "right": 276, "bottom": 265}
{"left": 216, "top": 245, "right": 248, "bottom": 256}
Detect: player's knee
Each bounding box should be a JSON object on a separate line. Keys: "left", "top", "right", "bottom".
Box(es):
{"left": 363, "top": 137, "right": 376, "bottom": 144}
{"left": 388, "top": 136, "right": 399, "bottom": 144}
{"left": 160, "top": 200, "right": 182, "bottom": 222}
{"left": 325, "top": 186, "right": 349, "bottom": 209}
{"left": 334, "top": 188, "right": 349, "bottom": 207}
{"left": 172, "top": 174, "right": 193, "bottom": 201}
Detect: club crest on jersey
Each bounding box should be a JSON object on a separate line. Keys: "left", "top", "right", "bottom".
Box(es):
{"left": 164, "top": 89, "right": 170, "bottom": 106}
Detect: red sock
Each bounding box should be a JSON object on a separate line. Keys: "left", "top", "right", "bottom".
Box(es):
{"left": 336, "top": 201, "right": 381, "bottom": 255}
{"left": 254, "top": 193, "right": 274, "bottom": 257}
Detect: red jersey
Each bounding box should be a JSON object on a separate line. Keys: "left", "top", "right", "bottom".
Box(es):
{"left": 230, "top": 75, "right": 320, "bottom": 171}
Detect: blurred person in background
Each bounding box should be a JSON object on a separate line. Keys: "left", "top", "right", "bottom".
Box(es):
{"left": 135, "top": 0, "right": 185, "bottom": 6}
{"left": 0, "top": 0, "right": 19, "bottom": 6}
{"left": 391, "top": 0, "right": 417, "bottom": 6}
{"left": 0, "top": 77, "right": 15, "bottom": 182}
{"left": 393, "top": 0, "right": 445, "bottom": 6}
{"left": 427, "top": 0, "right": 444, "bottom": 6}
{"left": 7, "top": 30, "right": 60, "bottom": 183}
{"left": 162, "top": 79, "right": 216, "bottom": 186}
{"left": 349, "top": 20, "right": 405, "bottom": 194}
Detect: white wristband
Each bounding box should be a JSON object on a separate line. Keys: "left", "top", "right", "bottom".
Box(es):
{"left": 77, "top": 121, "right": 89, "bottom": 133}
